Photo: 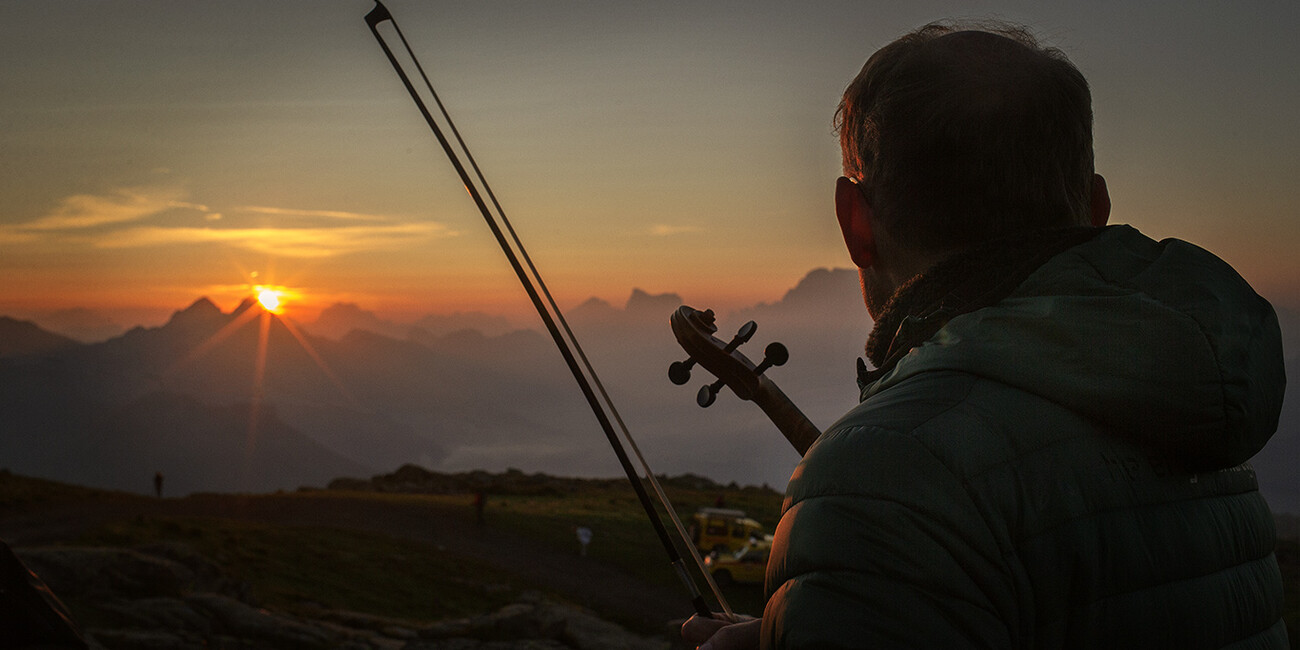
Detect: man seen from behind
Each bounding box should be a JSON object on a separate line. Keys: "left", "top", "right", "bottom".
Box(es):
{"left": 684, "top": 21, "right": 1288, "bottom": 649}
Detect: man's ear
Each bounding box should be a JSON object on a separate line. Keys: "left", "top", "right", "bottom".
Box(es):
{"left": 836, "top": 176, "right": 878, "bottom": 269}
{"left": 1090, "top": 173, "right": 1111, "bottom": 227}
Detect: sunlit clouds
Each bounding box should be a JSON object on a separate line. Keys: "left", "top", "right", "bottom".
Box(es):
{"left": 1, "top": 187, "right": 457, "bottom": 258}
{"left": 91, "top": 222, "right": 451, "bottom": 258}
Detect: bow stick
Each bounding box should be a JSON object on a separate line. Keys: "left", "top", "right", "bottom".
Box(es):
{"left": 364, "top": 1, "right": 730, "bottom": 619}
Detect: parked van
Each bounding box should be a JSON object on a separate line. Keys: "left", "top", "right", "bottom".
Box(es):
{"left": 690, "top": 507, "right": 766, "bottom": 554}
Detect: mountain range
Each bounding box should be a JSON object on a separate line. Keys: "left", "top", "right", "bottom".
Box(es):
{"left": 1, "top": 268, "right": 1296, "bottom": 514}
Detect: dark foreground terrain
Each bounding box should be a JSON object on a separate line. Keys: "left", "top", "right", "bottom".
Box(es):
{"left": 0, "top": 469, "right": 783, "bottom": 649}
{"left": 2, "top": 468, "right": 1294, "bottom": 649}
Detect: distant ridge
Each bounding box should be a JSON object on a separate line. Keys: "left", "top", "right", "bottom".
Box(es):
{"left": 0, "top": 316, "right": 82, "bottom": 359}
{"left": 326, "top": 463, "right": 776, "bottom": 496}
{"left": 0, "top": 267, "right": 1294, "bottom": 513}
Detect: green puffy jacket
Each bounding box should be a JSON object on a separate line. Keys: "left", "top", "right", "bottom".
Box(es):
{"left": 763, "top": 226, "right": 1288, "bottom": 648}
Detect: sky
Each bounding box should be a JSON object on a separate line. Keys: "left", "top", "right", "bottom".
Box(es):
{"left": 1, "top": 0, "right": 1298, "bottom": 334}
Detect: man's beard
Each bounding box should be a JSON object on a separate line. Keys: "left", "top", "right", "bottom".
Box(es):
{"left": 860, "top": 267, "right": 893, "bottom": 321}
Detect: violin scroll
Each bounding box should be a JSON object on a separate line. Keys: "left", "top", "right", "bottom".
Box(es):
{"left": 668, "top": 305, "right": 821, "bottom": 455}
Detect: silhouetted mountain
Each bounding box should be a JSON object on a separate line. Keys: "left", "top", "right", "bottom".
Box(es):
{"left": 78, "top": 393, "right": 370, "bottom": 495}
{"left": 412, "top": 311, "right": 514, "bottom": 338}
{"left": 306, "top": 302, "right": 408, "bottom": 340}
{"left": 0, "top": 317, "right": 82, "bottom": 359}
{"left": 26, "top": 307, "right": 125, "bottom": 343}
{"left": 0, "top": 298, "right": 438, "bottom": 494}
{"left": 306, "top": 303, "right": 517, "bottom": 341}
{"left": 2, "top": 270, "right": 1295, "bottom": 512}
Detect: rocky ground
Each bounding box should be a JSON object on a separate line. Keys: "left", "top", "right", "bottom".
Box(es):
{"left": 19, "top": 542, "right": 680, "bottom": 650}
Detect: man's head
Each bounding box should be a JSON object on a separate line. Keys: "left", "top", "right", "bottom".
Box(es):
{"left": 834, "top": 22, "right": 1109, "bottom": 316}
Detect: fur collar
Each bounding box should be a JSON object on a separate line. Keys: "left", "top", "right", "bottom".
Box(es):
{"left": 859, "top": 226, "right": 1102, "bottom": 391}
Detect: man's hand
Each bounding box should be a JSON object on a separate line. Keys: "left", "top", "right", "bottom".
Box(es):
{"left": 681, "top": 612, "right": 761, "bottom": 650}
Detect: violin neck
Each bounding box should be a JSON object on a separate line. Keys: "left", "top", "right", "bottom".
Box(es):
{"left": 752, "top": 376, "right": 820, "bottom": 456}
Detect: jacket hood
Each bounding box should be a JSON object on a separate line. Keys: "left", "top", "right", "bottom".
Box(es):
{"left": 865, "top": 225, "right": 1286, "bottom": 470}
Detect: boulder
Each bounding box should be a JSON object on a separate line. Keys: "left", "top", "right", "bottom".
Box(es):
{"left": 17, "top": 547, "right": 195, "bottom": 599}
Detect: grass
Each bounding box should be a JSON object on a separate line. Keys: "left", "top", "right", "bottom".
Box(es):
{"left": 0, "top": 469, "right": 129, "bottom": 510}
{"left": 473, "top": 480, "right": 783, "bottom": 616}
{"left": 33, "top": 478, "right": 784, "bottom": 628}
{"left": 74, "top": 515, "right": 526, "bottom": 624}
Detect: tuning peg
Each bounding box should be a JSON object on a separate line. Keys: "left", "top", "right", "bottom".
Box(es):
{"left": 729, "top": 321, "right": 757, "bottom": 350}
{"left": 697, "top": 379, "right": 725, "bottom": 407}
{"left": 668, "top": 359, "right": 695, "bottom": 385}
{"left": 668, "top": 320, "right": 759, "bottom": 386}
{"left": 753, "top": 342, "right": 789, "bottom": 376}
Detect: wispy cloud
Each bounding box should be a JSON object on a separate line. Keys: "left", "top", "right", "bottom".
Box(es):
{"left": 93, "top": 222, "right": 454, "bottom": 258}
{"left": 649, "top": 224, "right": 702, "bottom": 236}
{"left": 21, "top": 188, "right": 192, "bottom": 231}
{"left": 237, "top": 206, "right": 391, "bottom": 222}
{"left": 1, "top": 187, "right": 456, "bottom": 257}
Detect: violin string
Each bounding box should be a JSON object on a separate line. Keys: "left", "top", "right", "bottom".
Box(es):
{"left": 366, "top": 2, "right": 730, "bottom": 618}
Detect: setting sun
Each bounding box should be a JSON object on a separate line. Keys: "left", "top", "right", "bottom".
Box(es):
{"left": 256, "top": 287, "right": 284, "bottom": 314}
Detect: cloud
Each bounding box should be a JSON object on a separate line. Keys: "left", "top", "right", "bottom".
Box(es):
{"left": 93, "top": 222, "right": 455, "bottom": 258}
{"left": 1, "top": 186, "right": 455, "bottom": 257}
{"left": 237, "top": 206, "right": 391, "bottom": 222}
{"left": 21, "top": 187, "right": 192, "bottom": 231}
{"left": 649, "top": 224, "right": 701, "bottom": 236}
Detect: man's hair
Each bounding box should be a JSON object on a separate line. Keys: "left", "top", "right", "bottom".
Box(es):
{"left": 836, "top": 22, "right": 1095, "bottom": 253}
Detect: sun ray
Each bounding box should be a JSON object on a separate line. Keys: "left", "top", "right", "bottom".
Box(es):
{"left": 167, "top": 305, "right": 261, "bottom": 373}
{"left": 162, "top": 270, "right": 367, "bottom": 485}
{"left": 247, "top": 309, "right": 272, "bottom": 464}
{"left": 278, "top": 316, "right": 366, "bottom": 411}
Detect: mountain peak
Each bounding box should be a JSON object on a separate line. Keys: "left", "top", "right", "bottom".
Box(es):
{"left": 166, "top": 297, "right": 225, "bottom": 327}
{"left": 182, "top": 297, "right": 221, "bottom": 315}
{"left": 232, "top": 297, "right": 259, "bottom": 317}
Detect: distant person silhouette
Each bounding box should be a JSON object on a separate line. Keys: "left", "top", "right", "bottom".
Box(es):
{"left": 153, "top": 471, "right": 163, "bottom": 498}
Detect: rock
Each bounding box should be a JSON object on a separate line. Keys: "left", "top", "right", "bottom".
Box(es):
{"left": 535, "top": 601, "right": 669, "bottom": 650}
{"left": 401, "top": 640, "right": 568, "bottom": 649}
{"left": 97, "top": 596, "right": 210, "bottom": 632}
{"left": 17, "top": 547, "right": 195, "bottom": 599}
{"left": 14, "top": 543, "right": 674, "bottom": 650}
{"left": 185, "top": 592, "right": 334, "bottom": 649}
{"left": 84, "top": 628, "right": 200, "bottom": 650}
{"left": 135, "top": 540, "right": 250, "bottom": 600}
{"left": 471, "top": 603, "right": 542, "bottom": 640}
{"left": 298, "top": 604, "right": 423, "bottom": 635}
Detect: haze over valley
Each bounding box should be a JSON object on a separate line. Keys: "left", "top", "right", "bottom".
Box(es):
{"left": 2, "top": 267, "right": 1296, "bottom": 516}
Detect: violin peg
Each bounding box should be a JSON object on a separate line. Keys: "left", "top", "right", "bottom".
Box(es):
{"left": 753, "top": 342, "right": 789, "bottom": 376}
{"left": 736, "top": 320, "right": 757, "bottom": 343}
{"left": 764, "top": 342, "right": 789, "bottom": 367}
{"left": 668, "top": 359, "right": 694, "bottom": 385}
{"left": 697, "top": 380, "right": 723, "bottom": 408}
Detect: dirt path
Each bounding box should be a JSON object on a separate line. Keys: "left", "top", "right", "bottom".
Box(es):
{"left": 0, "top": 491, "right": 697, "bottom": 633}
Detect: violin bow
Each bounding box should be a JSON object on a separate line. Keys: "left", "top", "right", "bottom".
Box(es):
{"left": 364, "top": 1, "right": 730, "bottom": 619}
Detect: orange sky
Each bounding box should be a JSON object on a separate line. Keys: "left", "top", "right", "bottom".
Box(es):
{"left": 2, "top": 1, "right": 1298, "bottom": 334}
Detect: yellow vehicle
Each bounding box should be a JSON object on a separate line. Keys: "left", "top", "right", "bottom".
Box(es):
{"left": 705, "top": 541, "right": 770, "bottom": 586}
{"left": 690, "top": 507, "right": 766, "bottom": 554}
